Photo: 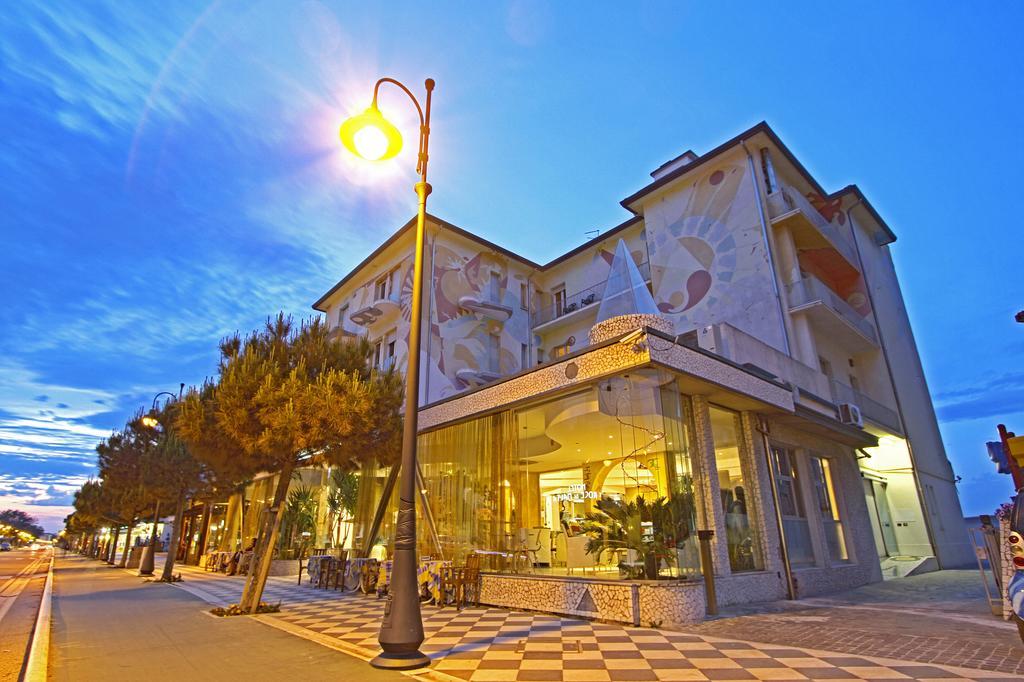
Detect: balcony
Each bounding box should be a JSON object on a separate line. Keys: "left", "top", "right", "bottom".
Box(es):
{"left": 829, "top": 379, "right": 903, "bottom": 435}
{"left": 786, "top": 275, "right": 879, "bottom": 352}
{"left": 532, "top": 261, "right": 651, "bottom": 331}
{"left": 349, "top": 293, "right": 401, "bottom": 328}
{"left": 693, "top": 322, "right": 833, "bottom": 416}
{"left": 455, "top": 367, "right": 503, "bottom": 387}
{"left": 327, "top": 326, "right": 357, "bottom": 343}
{"left": 458, "top": 294, "right": 513, "bottom": 321}
{"left": 767, "top": 186, "right": 858, "bottom": 271}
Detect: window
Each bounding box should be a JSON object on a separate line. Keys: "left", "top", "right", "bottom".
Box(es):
{"left": 337, "top": 304, "right": 348, "bottom": 326}
{"left": 818, "top": 357, "right": 832, "bottom": 377}
{"left": 489, "top": 272, "right": 501, "bottom": 303}
{"left": 809, "top": 456, "right": 848, "bottom": 562}
{"left": 709, "top": 406, "right": 763, "bottom": 572}
{"left": 520, "top": 283, "right": 529, "bottom": 310}
{"left": 536, "top": 348, "right": 545, "bottom": 365}
{"left": 553, "top": 286, "right": 566, "bottom": 316}
{"left": 771, "top": 445, "right": 814, "bottom": 567}
{"left": 760, "top": 147, "right": 778, "bottom": 194}
{"left": 520, "top": 343, "right": 528, "bottom": 370}
{"left": 374, "top": 329, "right": 397, "bottom": 370}
{"left": 375, "top": 269, "right": 396, "bottom": 301}
{"left": 487, "top": 333, "right": 501, "bottom": 373}
{"left": 849, "top": 374, "right": 860, "bottom": 392}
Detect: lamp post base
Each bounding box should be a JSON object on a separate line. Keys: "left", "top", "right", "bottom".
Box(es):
{"left": 139, "top": 545, "right": 155, "bottom": 575}
{"left": 369, "top": 650, "right": 431, "bottom": 670}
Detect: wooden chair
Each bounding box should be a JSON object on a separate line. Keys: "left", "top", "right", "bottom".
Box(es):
{"left": 316, "top": 556, "right": 333, "bottom": 588}
{"left": 329, "top": 554, "right": 348, "bottom": 590}
{"left": 443, "top": 552, "right": 481, "bottom": 610}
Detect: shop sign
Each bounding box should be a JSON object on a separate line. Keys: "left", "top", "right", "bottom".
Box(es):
{"left": 556, "top": 483, "right": 599, "bottom": 502}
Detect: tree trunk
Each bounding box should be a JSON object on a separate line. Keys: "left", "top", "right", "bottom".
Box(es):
{"left": 242, "top": 459, "right": 295, "bottom": 613}
{"left": 119, "top": 521, "right": 134, "bottom": 568}
{"left": 106, "top": 526, "right": 121, "bottom": 564}
{"left": 161, "top": 493, "right": 187, "bottom": 582}
{"left": 239, "top": 507, "right": 271, "bottom": 608}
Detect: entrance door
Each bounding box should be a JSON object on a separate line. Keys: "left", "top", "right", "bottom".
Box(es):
{"left": 873, "top": 481, "right": 900, "bottom": 556}
{"left": 863, "top": 479, "right": 899, "bottom": 557}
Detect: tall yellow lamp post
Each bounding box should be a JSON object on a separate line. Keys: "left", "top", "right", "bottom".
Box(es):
{"left": 139, "top": 385, "right": 184, "bottom": 576}
{"left": 339, "top": 77, "right": 434, "bottom": 670}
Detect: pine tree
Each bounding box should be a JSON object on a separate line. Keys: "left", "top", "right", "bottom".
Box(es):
{"left": 176, "top": 313, "right": 402, "bottom": 612}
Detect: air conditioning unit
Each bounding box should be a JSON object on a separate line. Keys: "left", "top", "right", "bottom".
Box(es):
{"left": 839, "top": 403, "right": 863, "bottom": 428}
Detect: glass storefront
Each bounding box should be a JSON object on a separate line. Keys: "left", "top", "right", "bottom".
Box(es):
{"left": 770, "top": 444, "right": 814, "bottom": 567}
{"left": 709, "top": 405, "right": 764, "bottom": 573}
{"left": 810, "top": 455, "right": 849, "bottom": 562}
{"left": 370, "top": 369, "right": 703, "bottom": 580}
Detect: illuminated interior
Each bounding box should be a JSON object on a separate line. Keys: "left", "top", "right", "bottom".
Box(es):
{"left": 357, "top": 370, "right": 703, "bottom": 580}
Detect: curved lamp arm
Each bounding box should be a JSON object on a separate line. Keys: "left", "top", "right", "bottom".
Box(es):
{"left": 371, "top": 77, "right": 435, "bottom": 180}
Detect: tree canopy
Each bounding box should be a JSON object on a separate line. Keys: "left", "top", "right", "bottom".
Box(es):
{"left": 0, "top": 509, "right": 44, "bottom": 538}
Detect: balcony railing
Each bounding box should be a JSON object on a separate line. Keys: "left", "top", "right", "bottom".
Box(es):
{"left": 829, "top": 379, "right": 902, "bottom": 434}
{"left": 532, "top": 261, "right": 651, "bottom": 328}
{"left": 785, "top": 275, "right": 878, "bottom": 346}
{"left": 767, "top": 186, "right": 858, "bottom": 267}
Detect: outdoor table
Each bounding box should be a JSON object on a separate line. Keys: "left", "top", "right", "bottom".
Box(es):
{"left": 306, "top": 554, "right": 330, "bottom": 585}
{"left": 375, "top": 559, "right": 452, "bottom": 603}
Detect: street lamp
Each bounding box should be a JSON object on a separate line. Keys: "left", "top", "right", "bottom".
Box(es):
{"left": 339, "top": 77, "right": 434, "bottom": 671}
{"left": 138, "top": 384, "right": 184, "bottom": 576}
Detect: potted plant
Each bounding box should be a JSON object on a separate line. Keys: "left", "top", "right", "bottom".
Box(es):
{"left": 580, "top": 491, "right": 695, "bottom": 580}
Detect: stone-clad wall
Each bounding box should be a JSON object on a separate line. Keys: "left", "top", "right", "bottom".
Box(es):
{"left": 479, "top": 574, "right": 706, "bottom": 627}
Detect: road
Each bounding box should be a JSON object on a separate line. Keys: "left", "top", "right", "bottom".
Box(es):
{"left": 50, "top": 555, "right": 406, "bottom": 681}
{"left": 0, "top": 547, "right": 50, "bottom": 682}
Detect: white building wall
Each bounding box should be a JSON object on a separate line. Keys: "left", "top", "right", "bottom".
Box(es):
{"left": 847, "top": 206, "right": 973, "bottom": 567}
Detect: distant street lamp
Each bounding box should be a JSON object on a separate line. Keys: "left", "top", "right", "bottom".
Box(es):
{"left": 338, "top": 77, "right": 434, "bottom": 671}
{"left": 138, "top": 384, "right": 184, "bottom": 576}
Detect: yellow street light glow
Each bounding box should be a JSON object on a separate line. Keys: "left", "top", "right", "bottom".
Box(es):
{"left": 141, "top": 415, "right": 159, "bottom": 428}
{"left": 339, "top": 105, "right": 403, "bottom": 161}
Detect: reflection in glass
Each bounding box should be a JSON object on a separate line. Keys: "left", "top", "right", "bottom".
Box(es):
{"left": 353, "top": 370, "right": 702, "bottom": 580}
{"left": 709, "top": 406, "right": 764, "bottom": 572}
{"left": 771, "top": 445, "right": 814, "bottom": 567}
{"left": 810, "top": 456, "right": 848, "bottom": 562}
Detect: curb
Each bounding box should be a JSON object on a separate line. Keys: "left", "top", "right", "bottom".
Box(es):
{"left": 22, "top": 552, "right": 54, "bottom": 682}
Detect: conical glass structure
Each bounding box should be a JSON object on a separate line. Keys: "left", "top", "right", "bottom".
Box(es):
{"left": 595, "top": 239, "right": 659, "bottom": 322}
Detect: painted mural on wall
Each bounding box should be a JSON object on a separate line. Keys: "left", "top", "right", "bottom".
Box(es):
{"left": 643, "top": 158, "right": 787, "bottom": 351}
{"left": 423, "top": 241, "right": 531, "bottom": 401}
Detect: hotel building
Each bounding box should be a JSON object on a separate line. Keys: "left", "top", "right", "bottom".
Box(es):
{"left": 255, "top": 121, "right": 969, "bottom": 625}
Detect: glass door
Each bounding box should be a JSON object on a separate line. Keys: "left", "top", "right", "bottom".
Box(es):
{"left": 873, "top": 480, "right": 899, "bottom": 556}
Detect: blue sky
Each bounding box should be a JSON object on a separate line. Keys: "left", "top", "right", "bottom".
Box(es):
{"left": 1, "top": 2, "right": 1021, "bottom": 532}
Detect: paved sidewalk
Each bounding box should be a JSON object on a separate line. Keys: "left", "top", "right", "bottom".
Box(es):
{"left": 168, "top": 561, "right": 1016, "bottom": 681}
{"left": 49, "top": 555, "right": 407, "bottom": 681}
{"left": 688, "top": 571, "right": 1024, "bottom": 676}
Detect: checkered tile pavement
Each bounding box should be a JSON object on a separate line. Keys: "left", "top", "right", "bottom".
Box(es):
{"left": 170, "top": 564, "right": 1015, "bottom": 681}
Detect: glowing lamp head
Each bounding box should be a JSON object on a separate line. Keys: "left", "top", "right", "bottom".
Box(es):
{"left": 339, "top": 104, "right": 403, "bottom": 161}
{"left": 141, "top": 415, "right": 159, "bottom": 429}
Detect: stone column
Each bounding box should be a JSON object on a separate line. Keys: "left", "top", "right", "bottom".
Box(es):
{"left": 690, "top": 396, "right": 731, "bottom": 577}
{"left": 740, "top": 413, "right": 785, "bottom": 575}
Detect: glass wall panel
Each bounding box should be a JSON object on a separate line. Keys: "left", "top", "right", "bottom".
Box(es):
{"left": 770, "top": 445, "right": 814, "bottom": 567}
{"left": 709, "top": 405, "right": 764, "bottom": 572}
{"left": 514, "top": 371, "right": 698, "bottom": 579}
{"left": 351, "top": 369, "right": 703, "bottom": 580}
{"left": 810, "top": 456, "right": 849, "bottom": 562}
{"left": 418, "top": 412, "right": 519, "bottom": 563}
